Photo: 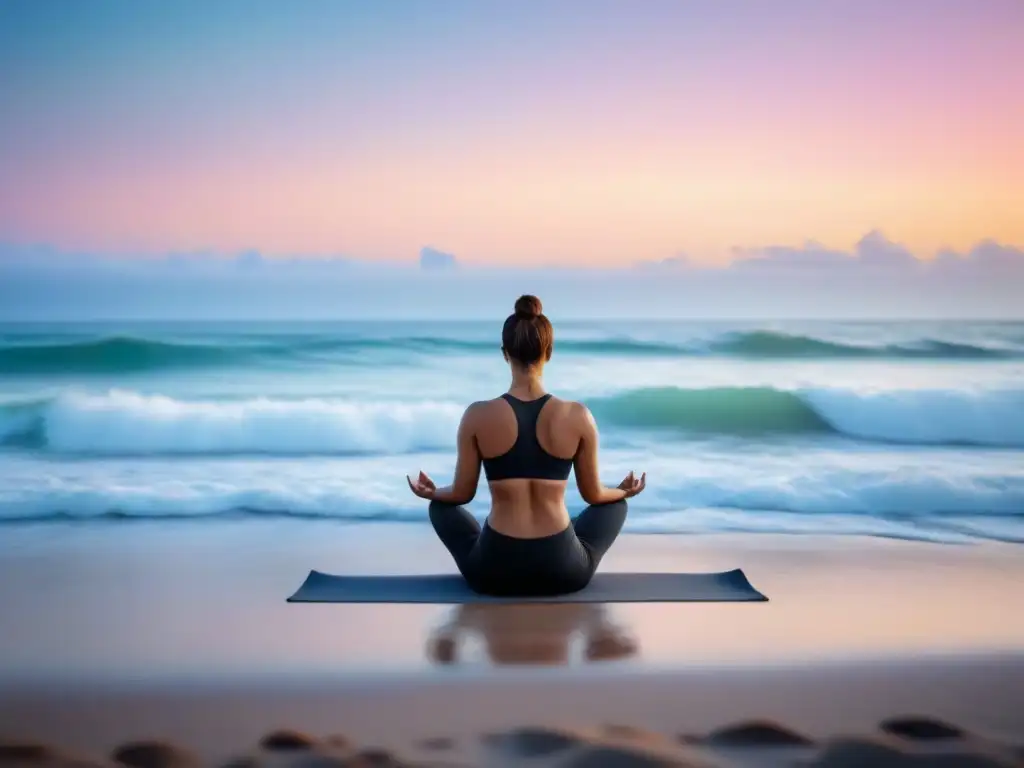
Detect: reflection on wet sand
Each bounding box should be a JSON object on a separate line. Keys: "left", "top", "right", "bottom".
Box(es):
{"left": 426, "top": 603, "right": 638, "bottom": 666}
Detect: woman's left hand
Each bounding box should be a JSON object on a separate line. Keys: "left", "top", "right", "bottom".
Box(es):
{"left": 407, "top": 470, "right": 437, "bottom": 500}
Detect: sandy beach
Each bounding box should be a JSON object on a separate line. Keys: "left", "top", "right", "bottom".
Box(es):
{"left": 2, "top": 522, "right": 1023, "bottom": 766}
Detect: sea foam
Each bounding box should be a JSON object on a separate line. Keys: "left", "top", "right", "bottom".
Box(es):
{"left": 14, "top": 390, "right": 462, "bottom": 455}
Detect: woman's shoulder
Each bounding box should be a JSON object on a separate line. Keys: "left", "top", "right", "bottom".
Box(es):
{"left": 548, "top": 394, "right": 588, "bottom": 412}
{"left": 461, "top": 397, "right": 506, "bottom": 419}
{"left": 541, "top": 395, "right": 592, "bottom": 430}
{"left": 545, "top": 393, "right": 584, "bottom": 409}
{"left": 547, "top": 396, "right": 598, "bottom": 433}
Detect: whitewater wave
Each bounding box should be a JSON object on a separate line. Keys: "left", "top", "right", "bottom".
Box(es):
{"left": 0, "top": 456, "right": 1021, "bottom": 542}
{"left": 2, "top": 385, "right": 1024, "bottom": 455}
{"left": 0, "top": 390, "right": 463, "bottom": 455}
{"left": 1, "top": 329, "right": 1019, "bottom": 374}
{"left": 589, "top": 386, "right": 1024, "bottom": 447}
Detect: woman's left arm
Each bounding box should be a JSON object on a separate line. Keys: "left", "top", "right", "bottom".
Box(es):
{"left": 410, "top": 403, "right": 482, "bottom": 505}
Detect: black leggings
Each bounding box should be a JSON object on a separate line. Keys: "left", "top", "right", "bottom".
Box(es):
{"left": 428, "top": 500, "right": 628, "bottom": 597}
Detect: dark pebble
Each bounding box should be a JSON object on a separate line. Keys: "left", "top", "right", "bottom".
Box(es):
{"left": 696, "top": 719, "right": 814, "bottom": 747}
{"left": 0, "top": 742, "right": 57, "bottom": 763}
{"left": 112, "top": 741, "right": 199, "bottom": 768}
{"left": 482, "top": 727, "right": 582, "bottom": 757}
{"left": 880, "top": 716, "right": 966, "bottom": 741}
{"left": 258, "top": 731, "right": 319, "bottom": 752}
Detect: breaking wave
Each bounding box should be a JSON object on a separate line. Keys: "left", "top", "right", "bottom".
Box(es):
{"left": 2, "top": 385, "right": 1023, "bottom": 454}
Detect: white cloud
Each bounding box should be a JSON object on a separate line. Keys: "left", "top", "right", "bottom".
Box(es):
{"left": 419, "top": 246, "right": 458, "bottom": 270}
{"left": 0, "top": 233, "right": 1021, "bottom": 320}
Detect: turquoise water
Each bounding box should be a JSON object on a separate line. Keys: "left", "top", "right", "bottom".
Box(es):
{"left": 1, "top": 320, "right": 1023, "bottom": 543}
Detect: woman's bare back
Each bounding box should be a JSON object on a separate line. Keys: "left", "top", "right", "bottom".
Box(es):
{"left": 472, "top": 393, "right": 582, "bottom": 538}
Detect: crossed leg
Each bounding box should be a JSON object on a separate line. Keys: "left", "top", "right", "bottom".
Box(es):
{"left": 571, "top": 499, "right": 628, "bottom": 575}
{"left": 428, "top": 501, "right": 481, "bottom": 579}
{"left": 429, "top": 498, "right": 628, "bottom": 582}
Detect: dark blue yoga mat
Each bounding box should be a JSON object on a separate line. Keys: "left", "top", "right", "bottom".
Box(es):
{"left": 287, "top": 568, "right": 768, "bottom": 604}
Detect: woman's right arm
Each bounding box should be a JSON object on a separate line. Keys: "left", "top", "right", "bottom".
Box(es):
{"left": 572, "top": 404, "right": 634, "bottom": 506}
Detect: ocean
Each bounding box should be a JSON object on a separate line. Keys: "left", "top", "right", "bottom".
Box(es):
{"left": 1, "top": 319, "right": 1022, "bottom": 544}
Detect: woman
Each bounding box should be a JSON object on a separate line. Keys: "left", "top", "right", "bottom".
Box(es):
{"left": 407, "top": 295, "right": 646, "bottom": 597}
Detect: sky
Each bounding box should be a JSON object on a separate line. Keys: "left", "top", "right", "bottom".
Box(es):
{"left": 1, "top": 0, "right": 1022, "bottom": 270}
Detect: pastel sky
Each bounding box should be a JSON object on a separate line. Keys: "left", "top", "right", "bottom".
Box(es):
{"left": 1, "top": 0, "right": 1021, "bottom": 266}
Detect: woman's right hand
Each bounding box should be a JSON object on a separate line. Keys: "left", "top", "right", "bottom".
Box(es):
{"left": 618, "top": 470, "right": 647, "bottom": 498}
{"left": 407, "top": 470, "right": 437, "bottom": 500}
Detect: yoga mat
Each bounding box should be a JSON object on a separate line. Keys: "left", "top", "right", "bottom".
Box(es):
{"left": 287, "top": 568, "right": 768, "bottom": 604}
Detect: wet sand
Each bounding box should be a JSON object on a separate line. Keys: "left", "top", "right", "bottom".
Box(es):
{"left": 1, "top": 522, "right": 1023, "bottom": 765}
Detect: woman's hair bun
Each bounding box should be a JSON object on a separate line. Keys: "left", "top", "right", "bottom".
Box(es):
{"left": 514, "top": 295, "right": 543, "bottom": 318}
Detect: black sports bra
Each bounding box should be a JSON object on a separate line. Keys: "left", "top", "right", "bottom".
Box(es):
{"left": 482, "top": 393, "right": 574, "bottom": 482}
